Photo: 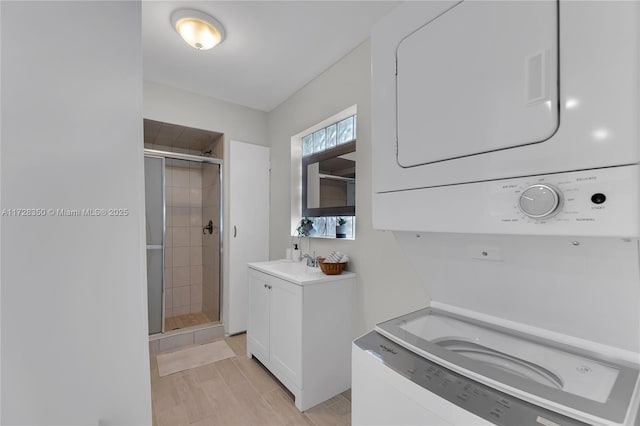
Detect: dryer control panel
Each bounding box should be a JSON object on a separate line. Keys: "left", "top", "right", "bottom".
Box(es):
{"left": 499, "top": 168, "right": 628, "bottom": 226}
{"left": 373, "top": 165, "right": 639, "bottom": 237}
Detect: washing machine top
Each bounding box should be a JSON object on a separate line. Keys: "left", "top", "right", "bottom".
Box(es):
{"left": 375, "top": 307, "right": 640, "bottom": 425}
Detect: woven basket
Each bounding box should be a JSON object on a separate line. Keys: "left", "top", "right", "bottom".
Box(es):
{"left": 317, "top": 257, "right": 347, "bottom": 275}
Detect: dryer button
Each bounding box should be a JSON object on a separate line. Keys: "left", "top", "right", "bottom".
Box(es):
{"left": 591, "top": 193, "right": 606, "bottom": 204}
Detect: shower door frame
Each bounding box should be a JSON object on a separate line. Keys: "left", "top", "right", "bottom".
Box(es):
{"left": 144, "top": 153, "right": 166, "bottom": 335}
{"left": 144, "top": 148, "right": 224, "bottom": 335}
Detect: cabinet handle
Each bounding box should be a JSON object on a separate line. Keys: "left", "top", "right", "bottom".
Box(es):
{"left": 233, "top": 225, "right": 237, "bottom": 238}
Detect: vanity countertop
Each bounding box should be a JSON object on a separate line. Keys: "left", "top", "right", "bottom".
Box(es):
{"left": 248, "top": 259, "right": 355, "bottom": 285}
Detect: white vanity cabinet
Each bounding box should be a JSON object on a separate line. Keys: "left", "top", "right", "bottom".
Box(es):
{"left": 247, "top": 269, "right": 303, "bottom": 387}
{"left": 247, "top": 261, "right": 355, "bottom": 411}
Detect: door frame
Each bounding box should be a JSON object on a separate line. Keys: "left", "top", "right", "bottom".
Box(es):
{"left": 144, "top": 149, "right": 223, "bottom": 334}
{"left": 143, "top": 154, "right": 166, "bottom": 335}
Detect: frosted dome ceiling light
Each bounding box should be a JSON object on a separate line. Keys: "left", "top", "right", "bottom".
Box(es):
{"left": 170, "top": 9, "right": 225, "bottom": 50}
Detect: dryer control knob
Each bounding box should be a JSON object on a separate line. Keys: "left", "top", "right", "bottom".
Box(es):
{"left": 519, "top": 184, "right": 561, "bottom": 219}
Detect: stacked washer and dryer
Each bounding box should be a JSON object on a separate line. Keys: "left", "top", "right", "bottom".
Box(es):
{"left": 354, "top": 1, "right": 640, "bottom": 425}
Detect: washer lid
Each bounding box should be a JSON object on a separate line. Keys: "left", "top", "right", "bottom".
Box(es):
{"left": 376, "top": 307, "right": 639, "bottom": 424}
{"left": 396, "top": 0, "right": 559, "bottom": 167}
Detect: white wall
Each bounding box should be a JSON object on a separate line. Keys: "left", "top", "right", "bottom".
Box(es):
{"left": 0, "top": 1, "right": 3, "bottom": 419}
{"left": 267, "top": 41, "right": 427, "bottom": 335}
{"left": 143, "top": 81, "right": 269, "bottom": 334}
{"left": 1, "top": 2, "right": 151, "bottom": 424}
{"left": 144, "top": 81, "right": 268, "bottom": 146}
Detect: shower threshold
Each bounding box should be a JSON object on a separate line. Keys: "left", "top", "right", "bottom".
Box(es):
{"left": 165, "top": 312, "right": 214, "bottom": 331}
{"left": 149, "top": 320, "right": 225, "bottom": 355}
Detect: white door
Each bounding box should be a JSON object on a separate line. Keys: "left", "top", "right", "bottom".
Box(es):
{"left": 227, "top": 141, "right": 270, "bottom": 334}
{"left": 247, "top": 269, "right": 271, "bottom": 361}
{"left": 396, "top": 1, "right": 558, "bottom": 167}
{"left": 269, "top": 277, "right": 302, "bottom": 388}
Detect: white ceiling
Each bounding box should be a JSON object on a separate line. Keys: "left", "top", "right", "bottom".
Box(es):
{"left": 142, "top": 1, "right": 398, "bottom": 112}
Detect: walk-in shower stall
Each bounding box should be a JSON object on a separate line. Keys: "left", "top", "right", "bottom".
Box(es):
{"left": 144, "top": 149, "right": 222, "bottom": 335}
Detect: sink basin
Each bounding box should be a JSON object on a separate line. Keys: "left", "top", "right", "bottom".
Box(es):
{"left": 262, "top": 260, "right": 319, "bottom": 274}
{"left": 248, "top": 259, "right": 353, "bottom": 285}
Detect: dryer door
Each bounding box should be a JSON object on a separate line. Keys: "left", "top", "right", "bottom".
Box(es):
{"left": 396, "top": 0, "right": 558, "bottom": 167}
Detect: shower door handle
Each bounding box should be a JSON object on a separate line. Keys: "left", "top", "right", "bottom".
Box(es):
{"left": 233, "top": 225, "right": 237, "bottom": 238}
{"left": 203, "top": 220, "right": 214, "bottom": 235}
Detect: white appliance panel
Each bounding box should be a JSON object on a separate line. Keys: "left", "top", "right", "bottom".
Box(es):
{"left": 352, "top": 339, "right": 492, "bottom": 425}
{"left": 373, "top": 166, "right": 639, "bottom": 236}
{"left": 397, "top": 1, "right": 558, "bottom": 166}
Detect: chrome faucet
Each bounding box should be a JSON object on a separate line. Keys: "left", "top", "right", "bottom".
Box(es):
{"left": 301, "top": 251, "right": 318, "bottom": 267}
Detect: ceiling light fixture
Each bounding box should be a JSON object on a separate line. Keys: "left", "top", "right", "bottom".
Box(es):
{"left": 170, "top": 9, "right": 225, "bottom": 51}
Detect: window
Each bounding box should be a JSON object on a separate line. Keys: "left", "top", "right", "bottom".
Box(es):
{"left": 302, "top": 115, "right": 356, "bottom": 157}
{"left": 301, "top": 216, "right": 356, "bottom": 239}
{"left": 291, "top": 107, "right": 357, "bottom": 239}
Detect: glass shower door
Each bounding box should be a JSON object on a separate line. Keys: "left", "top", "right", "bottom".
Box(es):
{"left": 201, "top": 162, "right": 221, "bottom": 323}
{"left": 144, "top": 155, "right": 165, "bottom": 335}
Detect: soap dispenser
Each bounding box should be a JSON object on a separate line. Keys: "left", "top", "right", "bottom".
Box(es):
{"left": 293, "top": 243, "right": 300, "bottom": 261}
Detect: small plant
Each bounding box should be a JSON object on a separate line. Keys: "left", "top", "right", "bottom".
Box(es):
{"left": 296, "top": 217, "right": 314, "bottom": 236}
{"left": 336, "top": 217, "right": 348, "bottom": 238}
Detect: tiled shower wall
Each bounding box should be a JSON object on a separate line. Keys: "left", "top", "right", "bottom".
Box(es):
{"left": 202, "top": 164, "right": 220, "bottom": 322}
{"left": 165, "top": 160, "right": 203, "bottom": 317}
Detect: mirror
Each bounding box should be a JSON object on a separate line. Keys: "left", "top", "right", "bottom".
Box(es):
{"left": 302, "top": 140, "right": 355, "bottom": 217}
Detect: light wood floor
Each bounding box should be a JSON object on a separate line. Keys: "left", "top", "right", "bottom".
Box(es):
{"left": 165, "top": 312, "right": 213, "bottom": 331}
{"left": 151, "top": 333, "right": 351, "bottom": 426}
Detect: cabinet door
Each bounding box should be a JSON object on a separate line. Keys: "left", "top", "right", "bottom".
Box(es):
{"left": 247, "top": 269, "right": 270, "bottom": 362}
{"left": 227, "top": 141, "right": 270, "bottom": 334}
{"left": 269, "top": 277, "right": 302, "bottom": 388}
